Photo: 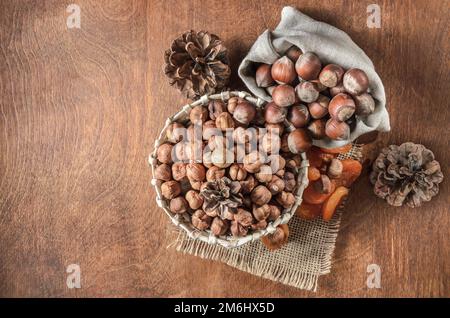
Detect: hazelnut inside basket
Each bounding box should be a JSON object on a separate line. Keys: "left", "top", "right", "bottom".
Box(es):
{"left": 150, "top": 91, "right": 309, "bottom": 248}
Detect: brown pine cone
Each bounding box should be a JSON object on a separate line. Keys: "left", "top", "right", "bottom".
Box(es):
{"left": 370, "top": 142, "right": 443, "bottom": 208}
{"left": 163, "top": 30, "right": 231, "bottom": 100}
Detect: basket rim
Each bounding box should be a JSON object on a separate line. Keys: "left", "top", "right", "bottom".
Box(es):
{"left": 149, "top": 90, "right": 310, "bottom": 248}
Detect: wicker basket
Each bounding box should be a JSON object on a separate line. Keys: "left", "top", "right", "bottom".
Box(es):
{"left": 149, "top": 91, "right": 309, "bottom": 248}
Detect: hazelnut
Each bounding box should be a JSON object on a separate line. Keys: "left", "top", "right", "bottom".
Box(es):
{"left": 233, "top": 101, "right": 256, "bottom": 125}
{"left": 280, "top": 133, "right": 290, "bottom": 152}
{"left": 235, "top": 208, "right": 254, "bottom": 227}
{"left": 229, "top": 164, "right": 247, "bottom": 181}
{"left": 215, "top": 112, "right": 235, "bottom": 131}
{"left": 288, "top": 104, "right": 310, "bottom": 128}
{"left": 285, "top": 154, "right": 302, "bottom": 169}
{"left": 268, "top": 175, "right": 285, "bottom": 194}
{"left": 329, "top": 93, "right": 356, "bottom": 122}
{"left": 325, "top": 118, "right": 350, "bottom": 140}
{"left": 189, "top": 105, "right": 208, "bottom": 124}
{"left": 157, "top": 143, "right": 173, "bottom": 164}
{"left": 243, "top": 151, "right": 265, "bottom": 173}
{"left": 343, "top": 68, "right": 369, "bottom": 95}
{"left": 261, "top": 224, "right": 289, "bottom": 250}
{"left": 210, "top": 217, "right": 228, "bottom": 236}
{"left": 272, "top": 84, "right": 296, "bottom": 107}
{"left": 285, "top": 45, "right": 303, "bottom": 62}
{"left": 268, "top": 154, "right": 286, "bottom": 173}
{"left": 252, "top": 108, "right": 266, "bottom": 126}
{"left": 240, "top": 175, "right": 257, "bottom": 194}
{"left": 295, "top": 81, "right": 319, "bottom": 103}
{"left": 255, "top": 165, "right": 273, "bottom": 183}
{"left": 202, "top": 150, "right": 213, "bottom": 168}
{"left": 276, "top": 191, "right": 296, "bottom": 209}
{"left": 353, "top": 92, "right": 375, "bottom": 116}
{"left": 311, "top": 79, "right": 327, "bottom": 92}
{"left": 227, "top": 97, "right": 241, "bottom": 114}
{"left": 308, "top": 94, "right": 330, "bottom": 119}
{"left": 329, "top": 83, "right": 346, "bottom": 97}
{"left": 161, "top": 180, "right": 181, "bottom": 199}
{"left": 154, "top": 163, "right": 172, "bottom": 181}
{"left": 276, "top": 169, "right": 285, "bottom": 178}
{"left": 287, "top": 129, "right": 312, "bottom": 153}
{"left": 206, "top": 166, "right": 226, "bottom": 181}
{"left": 191, "top": 210, "right": 212, "bottom": 230}
{"left": 295, "top": 52, "right": 322, "bottom": 80}
{"left": 328, "top": 158, "right": 343, "bottom": 179}
{"left": 271, "top": 56, "right": 296, "bottom": 85}
{"left": 185, "top": 190, "right": 204, "bottom": 210}
{"left": 173, "top": 142, "right": 188, "bottom": 162}
{"left": 169, "top": 196, "right": 189, "bottom": 214}
{"left": 264, "top": 102, "right": 287, "bottom": 124}
{"left": 202, "top": 120, "right": 218, "bottom": 141}
{"left": 268, "top": 204, "right": 281, "bottom": 221}
{"left": 251, "top": 185, "right": 272, "bottom": 206}
{"left": 211, "top": 147, "right": 234, "bottom": 168}
{"left": 166, "top": 122, "right": 185, "bottom": 143}
{"left": 251, "top": 219, "right": 268, "bottom": 231}
{"left": 252, "top": 204, "right": 271, "bottom": 221}
{"left": 186, "top": 163, "right": 206, "bottom": 182}
{"left": 313, "top": 174, "right": 334, "bottom": 194}
{"left": 190, "top": 180, "right": 202, "bottom": 191}
{"left": 307, "top": 119, "right": 327, "bottom": 139}
{"left": 261, "top": 132, "right": 281, "bottom": 154}
{"left": 208, "top": 100, "right": 225, "bottom": 120}
{"left": 265, "top": 123, "right": 284, "bottom": 136}
{"left": 319, "top": 64, "right": 345, "bottom": 88}
{"left": 171, "top": 162, "right": 187, "bottom": 181}
{"left": 230, "top": 221, "right": 248, "bottom": 237}
{"left": 256, "top": 64, "right": 275, "bottom": 87}
{"left": 283, "top": 172, "right": 296, "bottom": 192}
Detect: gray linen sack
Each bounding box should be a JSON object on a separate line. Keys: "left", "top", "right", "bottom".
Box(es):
{"left": 238, "top": 6, "right": 390, "bottom": 148}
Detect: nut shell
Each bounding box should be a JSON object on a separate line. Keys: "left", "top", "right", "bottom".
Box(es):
{"left": 295, "top": 81, "right": 319, "bottom": 103}
{"left": 271, "top": 56, "right": 296, "bottom": 85}
{"left": 343, "top": 68, "right": 369, "bottom": 95}
{"left": 325, "top": 118, "right": 350, "bottom": 140}
{"left": 256, "top": 64, "right": 274, "bottom": 87}
{"left": 251, "top": 185, "right": 272, "bottom": 206}
{"left": 287, "top": 129, "right": 312, "bottom": 153}
{"left": 264, "top": 102, "right": 287, "bottom": 124}
{"left": 288, "top": 104, "right": 310, "bottom": 128}
{"left": 329, "top": 93, "right": 356, "bottom": 122}
{"left": 295, "top": 52, "right": 322, "bottom": 80}
{"left": 272, "top": 84, "right": 296, "bottom": 107}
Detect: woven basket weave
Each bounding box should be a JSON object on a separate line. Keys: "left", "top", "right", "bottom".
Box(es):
{"left": 149, "top": 91, "right": 309, "bottom": 248}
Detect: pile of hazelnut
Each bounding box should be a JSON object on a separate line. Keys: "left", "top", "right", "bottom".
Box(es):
{"left": 153, "top": 96, "right": 303, "bottom": 239}
{"left": 255, "top": 46, "right": 376, "bottom": 142}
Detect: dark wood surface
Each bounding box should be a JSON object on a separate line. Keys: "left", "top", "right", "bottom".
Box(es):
{"left": 0, "top": 0, "right": 448, "bottom": 297}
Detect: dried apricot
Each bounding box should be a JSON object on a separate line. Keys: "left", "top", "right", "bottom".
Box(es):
{"left": 302, "top": 183, "right": 333, "bottom": 204}
{"left": 322, "top": 186, "right": 349, "bottom": 221}
{"left": 319, "top": 143, "right": 352, "bottom": 154}
{"left": 261, "top": 224, "right": 289, "bottom": 251}
{"left": 296, "top": 202, "right": 322, "bottom": 220}
{"left": 308, "top": 167, "right": 321, "bottom": 181}
{"left": 306, "top": 147, "right": 336, "bottom": 167}
{"left": 337, "top": 159, "right": 363, "bottom": 187}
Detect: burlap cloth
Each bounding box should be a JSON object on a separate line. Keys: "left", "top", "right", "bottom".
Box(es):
{"left": 172, "top": 145, "right": 362, "bottom": 292}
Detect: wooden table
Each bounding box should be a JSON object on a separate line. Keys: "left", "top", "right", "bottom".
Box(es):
{"left": 0, "top": 0, "right": 448, "bottom": 297}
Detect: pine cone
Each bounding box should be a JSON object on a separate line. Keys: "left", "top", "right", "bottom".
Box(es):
{"left": 200, "top": 177, "right": 243, "bottom": 219}
{"left": 370, "top": 142, "right": 443, "bottom": 208}
{"left": 164, "top": 30, "right": 231, "bottom": 100}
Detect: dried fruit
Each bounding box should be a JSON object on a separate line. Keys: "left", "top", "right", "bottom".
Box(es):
{"left": 322, "top": 186, "right": 349, "bottom": 221}
{"left": 320, "top": 144, "right": 352, "bottom": 154}
{"left": 296, "top": 202, "right": 322, "bottom": 220}
{"left": 308, "top": 166, "right": 321, "bottom": 181}
{"left": 338, "top": 159, "right": 363, "bottom": 187}
{"left": 303, "top": 184, "right": 332, "bottom": 204}
{"left": 328, "top": 159, "right": 343, "bottom": 179}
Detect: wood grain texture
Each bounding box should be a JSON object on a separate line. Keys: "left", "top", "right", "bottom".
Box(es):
{"left": 0, "top": 0, "right": 448, "bottom": 297}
